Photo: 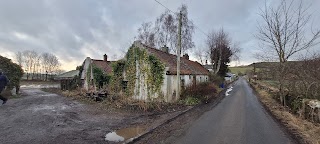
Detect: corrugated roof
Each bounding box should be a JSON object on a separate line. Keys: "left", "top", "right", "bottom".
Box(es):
{"left": 55, "top": 70, "right": 79, "bottom": 79}
{"left": 142, "top": 44, "right": 209, "bottom": 75}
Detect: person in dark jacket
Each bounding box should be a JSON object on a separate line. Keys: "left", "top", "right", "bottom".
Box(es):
{"left": 0, "top": 69, "right": 9, "bottom": 104}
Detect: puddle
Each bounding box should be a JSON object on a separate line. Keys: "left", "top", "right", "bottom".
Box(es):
{"left": 31, "top": 104, "right": 70, "bottom": 112}
{"left": 105, "top": 126, "right": 146, "bottom": 143}
{"left": 21, "top": 84, "right": 60, "bottom": 88}
{"left": 225, "top": 86, "right": 233, "bottom": 96}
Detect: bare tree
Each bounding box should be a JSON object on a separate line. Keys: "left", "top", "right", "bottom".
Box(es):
{"left": 207, "top": 29, "right": 239, "bottom": 76}
{"left": 23, "top": 50, "right": 38, "bottom": 80}
{"left": 194, "top": 48, "right": 205, "bottom": 65}
{"left": 47, "top": 53, "right": 60, "bottom": 74}
{"left": 135, "top": 4, "right": 194, "bottom": 55}
{"left": 256, "top": 0, "right": 320, "bottom": 105}
{"left": 175, "top": 4, "right": 195, "bottom": 54}
{"left": 155, "top": 10, "right": 177, "bottom": 50}
{"left": 136, "top": 22, "right": 156, "bottom": 47}
{"left": 41, "top": 53, "right": 60, "bottom": 75}
{"left": 15, "top": 52, "right": 23, "bottom": 67}
{"left": 41, "top": 52, "right": 50, "bottom": 74}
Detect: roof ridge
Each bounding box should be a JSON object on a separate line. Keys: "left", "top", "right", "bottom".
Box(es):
{"left": 142, "top": 44, "right": 178, "bottom": 58}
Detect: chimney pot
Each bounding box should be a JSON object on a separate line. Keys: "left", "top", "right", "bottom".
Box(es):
{"left": 161, "top": 45, "right": 169, "bottom": 53}
{"left": 183, "top": 54, "right": 189, "bottom": 60}
{"left": 103, "top": 54, "right": 108, "bottom": 61}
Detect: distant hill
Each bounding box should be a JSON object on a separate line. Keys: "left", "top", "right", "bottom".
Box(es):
{"left": 229, "top": 66, "right": 253, "bottom": 74}
{"left": 247, "top": 61, "right": 301, "bottom": 68}
{"left": 229, "top": 61, "right": 302, "bottom": 75}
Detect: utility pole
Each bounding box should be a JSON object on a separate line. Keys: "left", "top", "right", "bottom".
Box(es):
{"left": 176, "top": 11, "right": 182, "bottom": 101}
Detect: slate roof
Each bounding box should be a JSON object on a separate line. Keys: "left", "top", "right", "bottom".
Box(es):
{"left": 91, "top": 60, "right": 113, "bottom": 74}
{"left": 140, "top": 43, "right": 209, "bottom": 75}
{"left": 203, "top": 64, "right": 213, "bottom": 70}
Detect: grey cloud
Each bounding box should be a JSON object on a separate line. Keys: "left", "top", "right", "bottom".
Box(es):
{"left": 0, "top": 0, "right": 319, "bottom": 70}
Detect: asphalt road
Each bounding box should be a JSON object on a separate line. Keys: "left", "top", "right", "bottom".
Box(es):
{"left": 175, "top": 78, "right": 294, "bottom": 144}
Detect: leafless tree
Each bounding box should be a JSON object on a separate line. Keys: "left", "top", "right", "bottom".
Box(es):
{"left": 15, "top": 52, "right": 23, "bottom": 67}
{"left": 206, "top": 28, "right": 239, "bottom": 75}
{"left": 23, "top": 50, "right": 38, "bottom": 80}
{"left": 136, "top": 22, "right": 156, "bottom": 47}
{"left": 41, "top": 53, "right": 60, "bottom": 74}
{"left": 194, "top": 48, "right": 206, "bottom": 65}
{"left": 256, "top": 0, "right": 320, "bottom": 62}
{"left": 175, "top": 4, "right": 195, "bottom": 54}
{"left": 135, "top": 4, "right": 194, "bottom": 55}
{"left": 256, "top": 0, "right": 320, "bottom": 105}
{"left": 155, "top": 10, "right": 177, "bottom": 50}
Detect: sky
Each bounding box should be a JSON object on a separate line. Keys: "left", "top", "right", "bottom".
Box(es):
{"left": 0, "top": 0, "right": 319, "bottom": 71}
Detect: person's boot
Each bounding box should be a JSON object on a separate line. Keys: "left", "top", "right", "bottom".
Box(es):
{"left": 2, "top": 99, "right": 7, "bottom": 105}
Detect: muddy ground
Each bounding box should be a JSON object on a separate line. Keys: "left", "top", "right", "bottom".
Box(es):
{"left": 0, "top": 86, "right": 186, "bottom": 144}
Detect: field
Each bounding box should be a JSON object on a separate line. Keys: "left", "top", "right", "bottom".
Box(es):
{"left": 229, "top": 66, "right": 253, "bottom": 75}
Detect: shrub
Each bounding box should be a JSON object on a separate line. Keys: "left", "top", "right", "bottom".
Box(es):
{"left": 209, "top": 73, "right": 224, "bottom": 84}
{"left": 0, "top": 55, "right": 24, "bottom": 93}
{"left": 181, "top": 82, "right": 217, "bottom": 103}
{"left": 182, "top": 97, "right": 200, "bottom": 105}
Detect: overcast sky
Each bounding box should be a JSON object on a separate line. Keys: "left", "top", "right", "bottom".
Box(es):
{"left": 0, "top": 0, "right": 319, "bottom": 71}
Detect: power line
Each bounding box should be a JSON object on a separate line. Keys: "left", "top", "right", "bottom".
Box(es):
{"left": 154, "top": 0, "right": 174, "bottom": 13}
{"left": 153, "top": 0, "right": 210, "bottom": 38}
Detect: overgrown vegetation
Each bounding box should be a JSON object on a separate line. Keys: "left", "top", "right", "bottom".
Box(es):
{"left": 181, "top": 82, "right": 217, "bottom": 104}
{"left": 110, "top": 60, "right": 125, "bottom": 93}
{"left": 252, "top": 56, "right": 320, "bottom": 124}
{"left": 121, "top": 46, "right": 165, "bottom": 100}
{"left": 208, "top": 73, "right": 224, "bottom": 85}
{"left": 0, "top": 55, "right": 24, "bottom": 93}
{"left": 92, "top": 65, "right": 111, "bottom": 88}
{"left": 251, "top": 83, "right": 320, "bottom": 144}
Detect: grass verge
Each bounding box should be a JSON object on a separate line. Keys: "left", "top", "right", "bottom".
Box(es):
{"left": 251, "top": 82, "right": 320, "bottom": 144}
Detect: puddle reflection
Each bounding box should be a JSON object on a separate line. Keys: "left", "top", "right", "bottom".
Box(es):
{"left": 105, "top": 126, "right": 146, "bottom": 142}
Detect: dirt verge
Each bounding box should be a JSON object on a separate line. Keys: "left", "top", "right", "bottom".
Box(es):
{"left": 249, "top": 82, "right": 320, "bottom": 144}
{"left": 133, "top": 87, "right": 227, "bottom": 144}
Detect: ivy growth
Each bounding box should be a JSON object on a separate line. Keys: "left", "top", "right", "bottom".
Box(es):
{"left": 110, "top": 60, "right": 125, "bottom": 93}
{"left": 123, "top": 46, "right": 165, "bottom": 100}
{"left": 92, "top": 65, "right": 111, "bottom": 87}
{"left": 86, "top": 64, "right": 112, "bottom": 89}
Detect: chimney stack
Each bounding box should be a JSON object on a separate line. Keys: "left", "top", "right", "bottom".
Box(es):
{"left": 161, "top": 45, "right": 169, "bottom": 53}
{"left": 183, "top": 54, "right": 189, "bottom": 60}
{"left": 103, "top": 54, "right": 108, "bottom": 61}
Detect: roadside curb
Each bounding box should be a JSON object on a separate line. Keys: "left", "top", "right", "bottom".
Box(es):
{"left": 248, "top": 81, "right": 305, "bottom": 144}
{"left": 128, "top": 82, "right": 233, "bottom": 144}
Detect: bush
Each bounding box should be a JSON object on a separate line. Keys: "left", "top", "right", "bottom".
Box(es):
{"left": 0, "top": 55, "right": 24, "bottom": 93}
{"left": 181, "top": 82, "right": 217, "bottom": 103}
{"left": 182, "top": 97, "right": 200, "bottom": 105}
{"left": 209, "top": 73, "right": 224, "bottom": 84}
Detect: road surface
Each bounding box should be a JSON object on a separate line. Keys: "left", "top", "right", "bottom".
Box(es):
{"left": 176, "top": 78, "right": 294, "bottom": 144}
{"left": 0, "top": 87, "right": 141, "bottom": 144}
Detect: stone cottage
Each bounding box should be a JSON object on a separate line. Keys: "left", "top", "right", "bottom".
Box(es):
{"left": 125, "top": 41, "right": 209, "bottom": 102}
{"left": 80, "top": 54, "right": 113, "bottom": 90}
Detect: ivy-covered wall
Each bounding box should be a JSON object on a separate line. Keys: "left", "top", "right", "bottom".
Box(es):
{"left": 110, "top": 60, "right": 125, "bottom": 93}
{"left": 124, "top": 46, "right": 165, "bottom": 101}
